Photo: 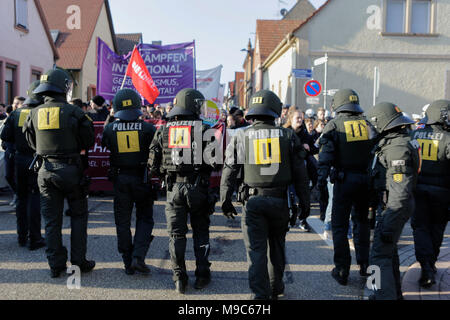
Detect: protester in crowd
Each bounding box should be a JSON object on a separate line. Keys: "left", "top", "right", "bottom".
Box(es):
{"left": 305, "top": 118, "right": 314, "bottom": 135}
{"left": 89, "top": 95, "right": 109, "bottom": 121}
{"left": 317, "top": 107, "right": 326, "bottom": 122}
{"left": 226, "top": 114, "right": 235, "bottom": 128}
{"left": 153, "top": 110, "right": 162, "bottom": 120}
{"left": 12, "top": 97, "right": 25, "bottom": 110}
{"left": 284, "top": 106, "right": 319, "bottom": 231}
{"left": 70, "top": 98, "right": 83, "bottom": 110}
{"left": 220, "top": 110, "right": 227, "bottom": 123}
{"left": 312, "top": 119, "right": 326, "bottom": 144}
{"left": 305, "top": 108, "right": 316, "bottom": 120}
{"left": 2, "top": 105, "right": 17, "bottom": 207}
{"left": 141, "top": 107, "right": 150, "bottom": 120}
{"left": 276, "top": 104, "right": 290, "bottom": 126}
{"left": 165, "top": 102, "right": 173, "bottom": 118}
{"left": 231, "top": 109, "right": 249, "bottom": 129}
{"left": 0, "top": 103, "right": 7, "bottom": 120}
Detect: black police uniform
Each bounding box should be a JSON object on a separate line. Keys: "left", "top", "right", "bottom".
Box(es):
{"left": 102, "top": 89, "right": 156, "bottom": 274}
{"left": 367, "top": 102, "right": 421, "bottom": 300}
{"left": 0, "top": 82, "right": 44, "bottom": 249}
{"left": 221, "top": 90, "right": 310, "bottom": 299}
{"left": 317, "top": 89, "right": 373, "bottom": 283}
{"left": 23, "top": 69, "right": 95, "bottom": 277}
{"left": 148, "top": 89, "right": 216, "bottom": 293}
{"left": 410, "top": 100, "right": 450, "bottom": 287}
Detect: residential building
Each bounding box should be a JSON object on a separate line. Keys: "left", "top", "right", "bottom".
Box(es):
{"left": 38, "top": 0, "right": 117, "bottom": 102}
{"left": 0, "top": 0, "right": 58, "bottom": 104}
{"left": 116, "top": 33, "right": 143, "bottom": 56}
{"left": 263, "top": 0, "right": 450, "bottom": 114}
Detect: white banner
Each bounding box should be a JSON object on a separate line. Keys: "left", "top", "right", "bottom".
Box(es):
{"left": 217, "top": 83, "right": 225, "bottom": 106}
{"left": 196, "top": 65, "right": 222, "bottom": 101}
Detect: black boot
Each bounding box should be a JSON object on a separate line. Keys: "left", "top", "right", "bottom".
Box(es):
{"left": 359, "top": 263, "right": 370, "bottom": 277}
{"left": 175, "top": 280, "right": 187, "bottom": 294}
{"left": 131, "top": 257, "right": 150, "bottom": 274}
{"left": 419, "top": 262, "right": 436, "bottom": 288}
{"left": 331, "top": 267, "right": 348, "bottom": 286}
{"left": 29, "top": 238, "right": 46, "bottom": 251}
{"left": 50, "top": 266, "right": 67, "bottom": 278}
{"left": 72, "top": 260, "right": 96, "bottom": 273}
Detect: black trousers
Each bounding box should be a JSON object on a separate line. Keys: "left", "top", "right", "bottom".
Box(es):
{"left": 412, "top": 184, "right": 449, "bottom": 266}
{"left": 15, "top": 153, "right": 41, "bottom": 242}
{"left": 113, "top": 173, "right": 154, "bottom": 267}
{"left": 331, "top": 172, "right": 370, "bottom": 272}
{"left": 242, "top": 195, "right": 289, "bottom": 299}
{"left": 165, "top": 182, "right": 210, "bottom": 282}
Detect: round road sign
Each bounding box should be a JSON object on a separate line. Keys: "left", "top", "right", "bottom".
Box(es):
{"left": 304, "top": 80, "right": 322, "bottom": 97}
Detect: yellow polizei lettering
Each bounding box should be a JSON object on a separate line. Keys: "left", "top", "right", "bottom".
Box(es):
{"left": 168, "top": 126, "right": 191, "bottom": 148}
{"left": 344, "top": 120, "right": 368, "bottom": 142}
{"left": 253, "top": 137, "right": 281, "bottom": 165}
{"left": 38, "top": 107, "right": 60, "bottom": 130}
{"left": 18, "top": 109, "right": 31, "bottom": 127}
{"left": 349, "top": 95, "right": 358, "bottom": 102}
{"left": 418, "top": 139, "right": 439, "bottom": 161}
{"left": 117, "top": 131, "right": 140, "bottom": 153}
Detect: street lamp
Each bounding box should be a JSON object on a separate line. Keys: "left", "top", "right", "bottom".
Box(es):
{"left": 241, "top": 45, "right": 253, "bottom": 108}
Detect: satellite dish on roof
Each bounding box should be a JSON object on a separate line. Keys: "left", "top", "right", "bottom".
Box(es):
{"left": 280, "top": 8, "right": 288, "bottom": 17}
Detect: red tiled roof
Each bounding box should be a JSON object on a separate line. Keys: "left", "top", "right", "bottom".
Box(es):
{"left": 34, "top": 0, "right": 59, "bottom": 60}
{"left": 37, "top": 0, "right": 116, "bottom": 70}
{"left": 255, "top": 19, "right": 304, "bottom": 64}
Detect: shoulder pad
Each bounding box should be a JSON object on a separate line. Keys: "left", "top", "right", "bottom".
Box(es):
{"left": 322, "top": 120, "right": 337, "bottom": 135}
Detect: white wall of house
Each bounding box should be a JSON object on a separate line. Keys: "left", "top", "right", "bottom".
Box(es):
{"left": 263, "top": 45, "right": 296, "bottom": 105}
{"left": 0, "top": 0, "right": 54, "bottom": 103}
{"left": 293, "top": 0, "right": 450, "bottom": 114}
{"left": 80, "top": 2, "right": 115, "bottom": 102}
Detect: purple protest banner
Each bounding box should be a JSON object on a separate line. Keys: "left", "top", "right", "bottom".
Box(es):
{"left": 97, "top": 38, "right": 196, "bottom": 104}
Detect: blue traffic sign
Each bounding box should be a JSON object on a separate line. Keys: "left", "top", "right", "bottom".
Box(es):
{"left": 292, "top": 68, "right": 312, "bottom": 79}
{"left": 304, "top": 80, "right": 322, "bottom": 97}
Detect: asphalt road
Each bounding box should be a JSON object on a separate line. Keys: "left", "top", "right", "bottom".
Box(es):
{"left": 0, "top": 191, "right": 370, "bottom": 300}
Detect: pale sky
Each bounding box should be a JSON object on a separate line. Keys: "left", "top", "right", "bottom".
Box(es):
{"left": 108, "top": 0, "right": 327, "bottom": 89}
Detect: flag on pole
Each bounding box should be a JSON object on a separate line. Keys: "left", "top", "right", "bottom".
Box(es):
{"left": 125, "top": 47, "right": 160, "bottom": 104}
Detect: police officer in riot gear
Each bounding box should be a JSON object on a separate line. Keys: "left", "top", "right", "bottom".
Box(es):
{"left": 317, "top": 89, "right": 373, "bottom": 285}
{"left": 23, "top": 68, "right": 95, "bottom": 278}
{"left": 1, "top": 80, "right": 45, "bottom": 250}
{"left": 367, "top": 102, "right": 421, "bottom": 300}
{"left": 102, "top": 89, "right": 156, "bottom": 275}
{"left": 411, "top": 100, "right": 450, "bottom": 288}
{"left": 220, "top": 90, "right": 310, "bottom": 300}
{"left": 148, "top": 88, "right": 216, "bottom": 294}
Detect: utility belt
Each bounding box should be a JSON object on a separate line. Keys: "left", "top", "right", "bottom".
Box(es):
{"left": 331, "top": 167, "right": 367, "bottom": 183}
{"left": 43, "top": 155, "right": 81, "bottom": 165}
{"left": 166, "top": 172, "right": 209, "bottom": 192}
{"left": 238, "top": 185, "right": 287, "bottom": 203}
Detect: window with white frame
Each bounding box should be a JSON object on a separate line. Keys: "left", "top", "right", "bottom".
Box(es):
{"left": 15, "top": 0, "right": 28, "bottom": 30}
{"left": 384, "top": 0, "right": 434, "bottom": 34}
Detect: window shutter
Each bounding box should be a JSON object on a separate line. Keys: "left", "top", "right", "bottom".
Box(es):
{"left": 15, "top": 0, "right": 28, "bottom": 29}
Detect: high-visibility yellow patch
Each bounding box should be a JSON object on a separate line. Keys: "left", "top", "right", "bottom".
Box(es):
{"left": 38, "top": 107, "right": 60, "bottom": 130}
{"left": 40, "top": 75, "right": 48, "bottom": 81}
{"left": 18, "top": 109, "right": 31, "bottom": 127}
{"left": 349, "top": 95, "right": 358, "bottom": 102}
{"left": 168, "top": 126, "right": 191, "bottom": 148}
{"left": 344, "top": 120, "right": 369, "bottom": 142}
{"left": 122, "top": 99, "right": 133, "bottom": 107}
{"left": 117, "top": 131, "right": 140, "bottom": 153}
{"left": 417, "top": 139, "right": 439, "bottom": 161}
{"left": 85, "top": 114, "right": 93, "bottom": 122}
{"left": 252, "top": 137, "right": 281, "bottom": 165}
{"left": 393, "top": 174, "right": 403, "bottom": 183}
{"left": 252, "top": 97, "right": 263, "bottom": 104}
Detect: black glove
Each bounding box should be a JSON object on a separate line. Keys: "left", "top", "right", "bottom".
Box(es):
{"left": 221, "top": 200, "right": 237, "bottom": 219}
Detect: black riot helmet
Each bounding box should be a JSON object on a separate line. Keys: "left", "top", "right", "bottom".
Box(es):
{"left": 24, "top": 80, "right": 44, "bottom": 106}
{"left": 420, "top": 99, "right": 450, "bottom": 127}
{"left": 330, "top": 89, "right": 364, "bottom": 113}
{"left": 33, "top": 67, "right": 73, "bottom": 96}
{"left": 113, "top": 89, "right": 143, "bottom": 121}
{"left": 166, "top": 88, "right": 205, "bottom": 118}
{"left": 367, "top": 102, "right": 414, "bottom": 133}
{"left": 245, "top": 90, "right": 282, "bottom": 120}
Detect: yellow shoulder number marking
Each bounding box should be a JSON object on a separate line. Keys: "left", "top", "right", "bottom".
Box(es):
{"left": 117, "top": 131, "right": 140, "bottom": 153}
{"left": 18, "top": 109, "right": 31, "bottom": 127}
{"left": 252, "top": 137, "right": 281, "bottom": 165}
{"left": 38, "top": 107, "right": 60, "bottom": 130}
{"left": 344, "top": 120, "right": 369, "bottom": 142}
{"left": 168, "top": 126, "right": 191, "bottom": 148}
{"left": 393, "top": 173, "right": 403, "bottom": 183}
{"left": 417, "top": 139, "right": 439, "bottom": 161}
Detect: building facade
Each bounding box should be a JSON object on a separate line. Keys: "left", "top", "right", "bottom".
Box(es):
{"left": 0, "top": 0, "right": 58, "bottom": 104}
